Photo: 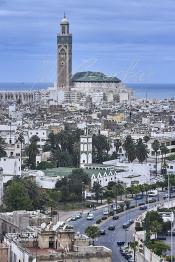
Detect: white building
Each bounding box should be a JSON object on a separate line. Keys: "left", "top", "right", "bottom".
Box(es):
{"left": 80, "top": 131, "right": 92, "bottom": 168}
{"left": 0, "top": 157, "right": 21, "bottom": 181}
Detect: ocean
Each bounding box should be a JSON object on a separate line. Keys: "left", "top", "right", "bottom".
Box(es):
{"left": 0, "top": 82, "right": 174, "bottom": 99}
{"left": 127, "top": 83, "right": 175, "bottom": 99}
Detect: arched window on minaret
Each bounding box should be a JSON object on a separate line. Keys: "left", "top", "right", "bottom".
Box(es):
{"left": 62, "top": 25, "right": 65, "bottom": 35}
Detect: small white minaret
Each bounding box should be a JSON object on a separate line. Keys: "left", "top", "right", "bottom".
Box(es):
{"left": 0, "top": 168, "right": 3, "bottom": 206}
{"left": 80, "top": 128, "right": 92, "bottom": 168}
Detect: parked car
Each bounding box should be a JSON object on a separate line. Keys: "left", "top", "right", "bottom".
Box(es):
{"left": 135, "top": 194, "right": 143, "bottom": 200}
{"left": 102, "top": 216, "right": 108, "bottom": 220}
{"left": 71, "top": 216, "right": 77, "bottom": 221}
{"left": 108, "top": 225, "right": 115, "bottom": 230}
{"left": 123, "top": 222, "right": 130, "bottom": 229}
{"left": 103, "top": 208, "right": 109, "bottom": 215}
{"left": 76, "top": 213, "right": 82, "bottom": 219}
{"left": 113, "top": 215, "right": 119, "bottom": 220}
{"left": 140, "top": 205, "right": 147, "bottom": 210}
{"left": 99, "top": 229, "right": 106, "bottom": 235}
{"left": 117, "top": 241, "right": 125, "bottom": 246}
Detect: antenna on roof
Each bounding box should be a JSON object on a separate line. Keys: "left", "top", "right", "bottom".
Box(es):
{"left": 64, "top": 12, "right": 66, "bottom": 18}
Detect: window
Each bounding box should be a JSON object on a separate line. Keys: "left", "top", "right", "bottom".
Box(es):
{"left": 10, "top": 152, "right": 13, "bottom": 156}
{"left": 16, "top": 153, "right": 20, "bottom": 157}
{"left": 170, "top": 166, "right": 173, "bottom": 169}
{"left": 17, "top": 145, "right": 20, "bottom": 148}
{"left": 4, "top": 159, "right": 6, "bottom": 161}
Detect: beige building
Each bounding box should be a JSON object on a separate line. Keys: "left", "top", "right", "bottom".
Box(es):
{"left": 0, "top": 243, "right": 8, "bottom": 262}
{"left": 4, "top": 221, "right": 112, "bottom": 262}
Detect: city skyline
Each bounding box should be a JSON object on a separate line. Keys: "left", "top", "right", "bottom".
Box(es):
{"left": 0, "top": 0, "right": 175, "bottom": 83}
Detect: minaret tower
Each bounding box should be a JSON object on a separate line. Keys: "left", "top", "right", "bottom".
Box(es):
{"left": 80, "top": 128, "right": 92, "bottom": 168}
{"left": 57, "top": 14, "right": 72, "bottom": 90}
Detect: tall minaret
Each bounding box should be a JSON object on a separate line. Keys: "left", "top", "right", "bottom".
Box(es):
{"left": 57, "top": 14, "right": 72, "bottom": 90}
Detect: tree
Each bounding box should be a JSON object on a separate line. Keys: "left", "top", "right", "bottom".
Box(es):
{"left": 143, "top": 135, "right": 150, "bottom": 144}
{"left": 92, "top": 182, "right": 103, "bottom": 203}
{"left": 93, "top": 134, "right": 111, "bottom": 163}
{"left": 160, "top": 144, "right": 169, "bottom": 174}
{"left": 113, "top": 139, "right": 121, "bottom": 159}
{"left": 37, "top": 161, "right": 55, "bottom": 170}
{"left": 148, "top": 241, "right": 170, "bottom": 256}
{"left": 4, "top": 179, "right": 33, "bottom": 211}
{"left": 136, "top": 138, "right": 149, "bottom": 163}
{"left": 0, "top": 136, "right": 6, "bottom": 158}
{"left": 144, "top": 211, "right": 163, "bottom": 243}
{"left": 25, "top": 135, "right": 39, "bottom": 169}
{"left": 130, "top": 241, "right": 138, "bottom": 262}
{"left": 123, "top": 135, "right": 136, "bottom": 163}
{"left": 85, "top": 225, "right": 100, "bottom": 240}
{"left": 152, "top": 140, "right": 160, "bottom": 176}
{"left": 55, "top": 169, "right": 90, "bottom": 202}
{"left": 17, "top": 132, "right": 24, "bottom": 164}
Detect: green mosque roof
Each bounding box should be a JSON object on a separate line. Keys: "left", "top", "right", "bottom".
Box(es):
{"left": 72, "top": 71, "right": 121, "bottom": 83}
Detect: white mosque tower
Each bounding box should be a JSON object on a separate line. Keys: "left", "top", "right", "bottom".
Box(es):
{"left": 80, "top": 128, "right": 92, "bottom": 168}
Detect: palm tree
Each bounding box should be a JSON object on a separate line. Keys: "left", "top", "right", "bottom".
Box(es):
{"left": 17, "top": 133, "right": 24, "bottom": 165}
{"left": 0, "top": 136, "right": 7, "bottom": 158}
{"left": 143, "top": 135, "right": 150, "bottom": 144}
{"left": 114, "top": 139, "right": 121, "bottom": 159}
{"left": 123, "top": 135, "right": 136, "bottom": 163}
{"left": 136, "top": 138, "right": 149, "bottom": 163}
{"left": 130, "top": 241, "right": 138, "bottom": 262}
{"left": 160, "top": 144, "right": 169, "bottom": 174}
{"left": 25, "top": 136, "right": 39, "bottom": 169}
{"left": 152, "top": 140, "right": 160, "bottom": 176}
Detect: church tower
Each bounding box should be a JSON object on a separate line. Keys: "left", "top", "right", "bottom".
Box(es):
{"left": 80, "top": 129, "right": 92, "bottom": 168}
{"left": 57, "top": 14, "right": 72, "bottom": 90}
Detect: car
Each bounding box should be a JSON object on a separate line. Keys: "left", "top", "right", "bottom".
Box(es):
{"left": 102, "top": 216, "right": 108, "bottom": 220}
{"left": 128, "top": 219, "right": 134, "bottom": 225}
{"left": 140, "top": 205, "right": 147, "bottom": 210}
{"left": 99, "top": 229, "right": 106, "bottom": 235}
{"left": 71, "top": 216, "right": 77, "bottom": 221}
{"left": 135, "top": 194, "right": 143, "bottom": 200}
{"left": 129, "top": 204, "right": 136, "bottom": 209}
{"left": 128, "top": 258, "right": 134, "bottom": 262}
{"left": 146, "top": 197, "right": 156, "bottom": 203}
{"left": 103, "top": 209, "right": 109, "bottom": 215}
{"left": 108, "top": 225, "right": 115, "bottom": 230}
{"left": 113, "top": 215, "right": 119, "bottom": 220}
{"left": 138, "top": 202, "right": 145, "bottom": 206}
{"left": 156, "top": 235, "right": 166, "bottom": 240}
{"left": 117, "top": 241, "right": 125, "bottom": 246}
{"left": 86, "top": 213, "right": 94, "bottom": 220}
{"left": 76, "top": 213, "right": 82, "bottom": 219}
{"left": 166, "top": 230, "right": 175, "bottom": 236}
{"left": 123, "top": 222, "right": 130, "bottom": 229}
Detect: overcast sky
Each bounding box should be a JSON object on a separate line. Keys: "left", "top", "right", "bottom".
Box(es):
{"left": 0, "top": 0, "right": 175, "bottom": 83}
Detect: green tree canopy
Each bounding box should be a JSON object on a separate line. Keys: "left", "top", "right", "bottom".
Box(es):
{"left": 136, "top": 138, "right": 149, "bottom": 163}
{"left": 0, "top": 136, "right": 7, "bottom": 158}
{"left": 85, "top": 225, "right": 100, "bottom": 239}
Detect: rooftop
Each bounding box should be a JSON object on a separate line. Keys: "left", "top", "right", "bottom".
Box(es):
{"left": 72, "top": 71, "right": 121, "bottom": 83}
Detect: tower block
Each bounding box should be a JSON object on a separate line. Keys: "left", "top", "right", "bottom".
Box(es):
{"left": 57, "top": 14, "right": 72, "bottom": 90}
{"left": 80, "top": 130, "right": 92, "bottom": 168}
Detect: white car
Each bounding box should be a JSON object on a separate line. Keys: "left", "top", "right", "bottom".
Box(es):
{"left": 86, "top": 213, "right": 94, "bottom": 220}
{"left": 103, "top": 209, "right": 109, "bottom": 215}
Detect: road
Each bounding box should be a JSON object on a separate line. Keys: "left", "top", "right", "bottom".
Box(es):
{"left": 71, "top": 205, "right": 148, "bottom": 261}
{"left": 70, "top": 194, "right": 163, "bottom": 262}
